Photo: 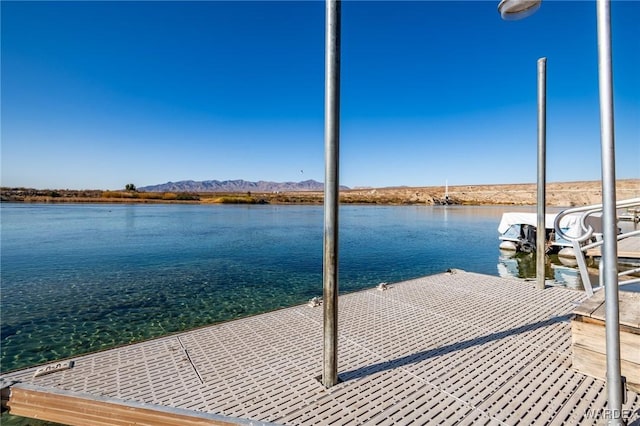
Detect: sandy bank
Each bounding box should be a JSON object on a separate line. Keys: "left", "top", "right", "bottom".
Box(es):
{"left": 1, "top": 179, "right": 638, "bottom": 207}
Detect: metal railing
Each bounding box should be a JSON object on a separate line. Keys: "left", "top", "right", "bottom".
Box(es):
{"left": 554, "top": 197, "right": 640, "bottom": 296}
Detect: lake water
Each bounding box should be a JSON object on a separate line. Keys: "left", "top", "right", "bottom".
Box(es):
{"left": 0, "top": 203, "right": 581, "bottom": 373}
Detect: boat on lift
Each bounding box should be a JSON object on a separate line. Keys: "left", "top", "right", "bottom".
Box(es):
{"left": 497, "top": 212, "right": 589, "bottom": 254}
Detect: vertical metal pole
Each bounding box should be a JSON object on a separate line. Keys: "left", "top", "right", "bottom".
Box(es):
{"left": 322, "top": 0, "right": 340, "bottom": 389}
{"left": 596, "top": 0, "right": 625, "bottom": 423}
{"left": 536, "top": 57, "right": 547, "bottom": 290}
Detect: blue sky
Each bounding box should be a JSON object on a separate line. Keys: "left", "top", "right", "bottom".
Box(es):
{"left": 1, "top": 1, "right": 638, "bottom": 190}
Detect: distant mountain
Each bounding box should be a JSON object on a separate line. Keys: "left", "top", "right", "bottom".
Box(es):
{"left": 139, "top": 179, "right": 349, "bottom": 193}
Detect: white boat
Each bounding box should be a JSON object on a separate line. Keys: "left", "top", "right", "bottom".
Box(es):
{"left": 497, "top": 212, "right": 589, "bottom": 254}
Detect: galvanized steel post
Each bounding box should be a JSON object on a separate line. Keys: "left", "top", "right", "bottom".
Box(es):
{"left": 596, "top": 0, "right": 625, "bottom": 423}
{"left": 536, "top": 57, "right": 547, "bottom": 290}
{"left": 322, "top": 0, "right": 341, "bottom": 389}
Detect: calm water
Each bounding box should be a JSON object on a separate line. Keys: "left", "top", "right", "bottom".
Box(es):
{"left": 0, "top": 203, "right": 567, "bottom": 373}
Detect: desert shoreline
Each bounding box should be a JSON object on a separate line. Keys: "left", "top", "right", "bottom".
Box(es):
{"left": 1, "top": 179, "right": 639, "bottom": 207}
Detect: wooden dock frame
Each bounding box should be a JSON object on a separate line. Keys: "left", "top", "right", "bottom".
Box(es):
{"left": 571, "top": 290, "right": 640, "bottom": 393}
{"left": 1, "top": 382, "right": 277, "bottom": 426}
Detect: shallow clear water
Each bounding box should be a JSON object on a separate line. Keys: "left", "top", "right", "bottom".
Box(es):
{"left": 0, "top": 203, "right": 560, "bottom": 372}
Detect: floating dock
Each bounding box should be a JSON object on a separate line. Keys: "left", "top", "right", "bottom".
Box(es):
{"left": 2, "top": 271, "right": 639, "bottom": 425}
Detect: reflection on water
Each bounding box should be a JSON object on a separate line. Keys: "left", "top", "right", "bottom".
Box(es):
{"left": 497, "top": 250, "right": 640, "bottom": 292}
{"left": 550, "top": 263, "right": 589, "bottom": 290}
{"left": 497, "top": 251, "right": 599, "bottom": 291}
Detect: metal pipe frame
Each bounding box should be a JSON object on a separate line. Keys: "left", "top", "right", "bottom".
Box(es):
{"left": 322, "top": 0, "right": 341, "bottom": 389}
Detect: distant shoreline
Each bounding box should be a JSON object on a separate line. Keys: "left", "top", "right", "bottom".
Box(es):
{"left": 1, "top": 179, "right": 638, "bottom": 207}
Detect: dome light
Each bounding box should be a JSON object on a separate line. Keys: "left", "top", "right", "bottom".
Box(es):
{"left": 498, "top": 0, "right": 541, "bottom": 20}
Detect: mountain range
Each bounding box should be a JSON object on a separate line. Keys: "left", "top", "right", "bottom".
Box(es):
{"left": 139, "top": 179, "right": 349, "bottom": 193}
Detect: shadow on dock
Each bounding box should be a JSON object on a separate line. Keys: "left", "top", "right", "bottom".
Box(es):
{"left": 340, "top": 314, "right": 572, "bottom": 382}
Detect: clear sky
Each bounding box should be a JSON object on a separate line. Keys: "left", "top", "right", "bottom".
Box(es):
{"left": 1, "top": 1, "right": 638, "bottom": 190}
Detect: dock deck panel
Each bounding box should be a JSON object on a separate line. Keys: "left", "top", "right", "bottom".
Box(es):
{"left": 2, "top": 271, "right": 639, "bottom": 425}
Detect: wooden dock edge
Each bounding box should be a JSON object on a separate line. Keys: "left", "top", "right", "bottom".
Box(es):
{"left": 571, "top": 316, "right": 640, "bottom": 393}
{"left": 2, "top": 382, "right": 275, "bottom": 426}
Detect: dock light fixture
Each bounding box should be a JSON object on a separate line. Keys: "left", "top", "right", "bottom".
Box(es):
{"left": 499, "top": 1, "right": 626, "bottom": 424}
{"left": 497, "top": 0, "right": 541, "bottom": 20}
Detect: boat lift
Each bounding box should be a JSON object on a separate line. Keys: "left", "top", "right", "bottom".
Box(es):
{"left": 554, "top": 197, "right": 640, "bottom": 297}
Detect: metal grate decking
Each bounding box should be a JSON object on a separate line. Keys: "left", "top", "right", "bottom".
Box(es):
{"left": 2, "top": 271, "right": 639, "bottom": 425}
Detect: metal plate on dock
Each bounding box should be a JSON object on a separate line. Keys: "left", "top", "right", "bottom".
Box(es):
{"left": 33, "top": 361, "right": 74, "bottom": 378}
